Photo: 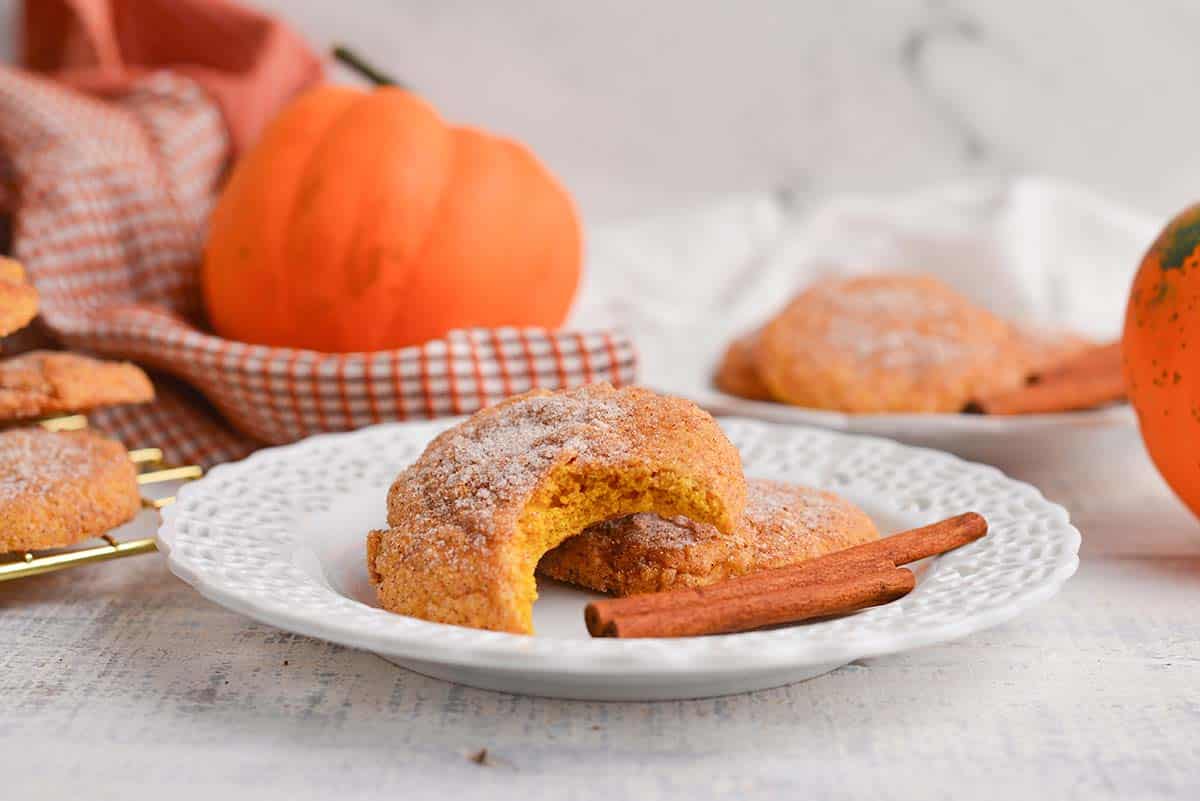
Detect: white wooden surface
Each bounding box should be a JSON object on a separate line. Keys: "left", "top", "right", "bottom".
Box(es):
{"left": 2, "top": 436, "right": 1198, "bottom": 800}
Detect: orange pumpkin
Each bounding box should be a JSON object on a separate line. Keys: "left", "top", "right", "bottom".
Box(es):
{"left": 202, "top": 64, "right": 581, "bottom": 353}
{"left": 1123, "top": 202, "right": 1200, "bottom": 518}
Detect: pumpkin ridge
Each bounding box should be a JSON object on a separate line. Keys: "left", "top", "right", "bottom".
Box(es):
{"left": 336, "top": 99, "right": 414, "bottom": 305}
{"left": 495, "top": 137, "right": 582, "bottom": 312}
{"left": 385, "top": 124, "right": 463, "bottom": 330}
{"left": 348, "top": 90, "right": 458, "bottom": 350}
{"left": 283, "top": 89, "right": 452, "bottom": 351}
{"left": 360, "top": 91, "right": 458, "bottom": 350}
{"left": 284, "top": 93, "right": 373, "bottom": 348}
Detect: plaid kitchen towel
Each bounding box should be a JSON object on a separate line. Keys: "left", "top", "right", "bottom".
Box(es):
{"left": 0, "top": 3, "right": 636, "bottom": 466}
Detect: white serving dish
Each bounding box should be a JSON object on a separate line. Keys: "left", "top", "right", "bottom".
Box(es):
{"left": 158, "top": 418, "right": 1079, "bottom": 701}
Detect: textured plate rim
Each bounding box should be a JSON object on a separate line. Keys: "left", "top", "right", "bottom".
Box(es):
{"left": 690, "top": 387, "right": 1134, "bottom": 433}
{"left": 157, "top": 418, "right": 1080, "bottom": 677}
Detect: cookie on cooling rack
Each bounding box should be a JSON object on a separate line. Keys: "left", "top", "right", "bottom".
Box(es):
{"left": 0, "top": 427, "right": 141, "bottom": 553}
{"left": 539, "top": 478, "right": 879, "bottom": 596}
{"left": 0, "top": 350, "right": 154, "bottom": 421}
{"left": 0, "top": 258, "right": 38, "bottom": 338}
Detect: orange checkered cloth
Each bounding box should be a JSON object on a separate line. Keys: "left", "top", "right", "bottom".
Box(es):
{"left": 0, "top": 68, "right": 636, "bottom": 466}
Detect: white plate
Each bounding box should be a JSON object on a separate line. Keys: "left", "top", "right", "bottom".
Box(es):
{"left": 157, "top": 418, "right": 1080, "bottom": 701}
{"left": 701, "top": 386, "right": 1135, "bottom": 461}
{"left": 699, "top": 386, "right": 1133, "bottom": 436}
{"left": 647, "top": 361, "right": 1137, "bottom": 478}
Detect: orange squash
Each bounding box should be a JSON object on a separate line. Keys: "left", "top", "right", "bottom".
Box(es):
{"left": 1123, "top": 203, "right": 1200, "bottom": 518}
{"left": 202, "top": 59, "right": 581, "bottom": 353}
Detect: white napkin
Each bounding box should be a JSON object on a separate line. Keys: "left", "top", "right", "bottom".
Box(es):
{"left": 573, "top": 176, "right": 1161, "bottom": 394}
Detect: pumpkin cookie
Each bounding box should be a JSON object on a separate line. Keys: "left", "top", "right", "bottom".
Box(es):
{"left": 0, "top": 350, "right": 155, "bottom": 421}
{"left": 713, "top": 329, "right": 774, "bottom": 401}
{"left": 755, "top": 274, "right": 1026, "bottom": 413}
{"left": 539, "top": 479, "right": 878, "bottom": 596}
{"left": 0, "top": 258, "right": 38, "bottom": 337}
{"left": 0, "top": 427, "right": 141, "bottom": 553}
{"left": 367, "top": 383, "right": 747, "bottom": 634}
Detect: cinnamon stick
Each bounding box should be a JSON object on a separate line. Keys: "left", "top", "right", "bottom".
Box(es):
{"left": 1030, "top": 341, "right": 1122, "bottom": 384}
{"left": 585, "top": 512, "right": 986, "bottom": 638}
{"left": 967, "top": 341, "right": 1125, "bottom": 415}
{"left": 847, "top": 511, "right": 987, "bottom": 565}
{"left": 604, "top": 567, "right": 915, "bottom": 638}
{"left": 584, "top": 552, "right": 897, "bottom": 635}
{"left": 969, "top": 369, "right": 1125, "bottom": 415}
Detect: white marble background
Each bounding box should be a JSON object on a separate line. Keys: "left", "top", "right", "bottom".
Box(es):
{"left": 2, "top": 0, "right": 1195, "bottom": 223}
{"left": 248, "top": 0, "right": 1196, "bottom": 224}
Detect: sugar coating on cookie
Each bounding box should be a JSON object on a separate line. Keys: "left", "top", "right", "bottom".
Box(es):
{"left": 0, "top": 350, "right": 155, "bottom": 421}
{"left": 713, "top": 329, "right": 774, "bottom": 401}
{"left": 0, "top": 427, "right": 141, "bottom": 553}
{"left": 0, "top": 258, "right": 38, "bottom": 338}
{"left": 368, "top": 383, "right": 747, "bottom": 634}
{"left": 539, "top": 478, "right": 879, "bottom": 596}
{"left": 755, "top": 274, "right": 1027, "bottom": 413}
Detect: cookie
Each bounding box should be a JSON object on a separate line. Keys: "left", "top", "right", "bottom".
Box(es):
{"left": 539, "top": 478, "right": 879, "bottom": 596}
{"left": 0, "top": 258, "right": 38, "bottom": 337}
{"left": 755, "top": 274, "right": 1026, "bottom": 413}
{"left": 713, "top": 329, "right": 774, "bottom": 401}
{"left": 0, "top": 427, "right": 141, "bottom": 552}
{"left": 367, "top": 383, "right": 747, "bottom": 634}
{"left": 0, "top": 350, "right": 155, "bottom": 421}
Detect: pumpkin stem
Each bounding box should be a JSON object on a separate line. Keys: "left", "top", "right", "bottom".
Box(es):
{"left": 332, "top": 45, "right": 404, "bottom": 88}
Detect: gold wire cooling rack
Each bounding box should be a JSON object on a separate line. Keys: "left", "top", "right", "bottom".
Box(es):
{"left": 0, "top": 414, "right": 204, "bottom": 582}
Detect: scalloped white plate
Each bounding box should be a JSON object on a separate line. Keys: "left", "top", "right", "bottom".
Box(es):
{"left": 157, "top": 418, "right": 1080, "bottom": 700}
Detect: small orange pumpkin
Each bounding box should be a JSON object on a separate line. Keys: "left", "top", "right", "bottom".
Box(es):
{"left": 1123, "top": 203, "right": 1200, "bottom": 518}
{"left": 202, "top": 53, "right": 581, "bottom": 353}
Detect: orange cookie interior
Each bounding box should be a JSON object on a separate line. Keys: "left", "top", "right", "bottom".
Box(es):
{"left": 539, "top": 478, "right": 879, "bottom": 596}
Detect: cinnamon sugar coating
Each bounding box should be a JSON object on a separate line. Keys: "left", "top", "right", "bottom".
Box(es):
{"left": 539, "top": 479, "right": 879, "bottom": 596}
{"left": 368, "top": 383, "right": 747, "bottom": 634}
{"left": 0, "top": 427, "right": 140, "bottom": 552}
{"left": 0, "top": 258, "right": 38, "bottom": 338}
{"left": 755, "top": 274, "right": 1028, "bottom": 413}
{"left": 0, "top": 351, "right": 155, "bottom": 421}
{"left": 713, "top": 329, "right": 774, "bottom": 401}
